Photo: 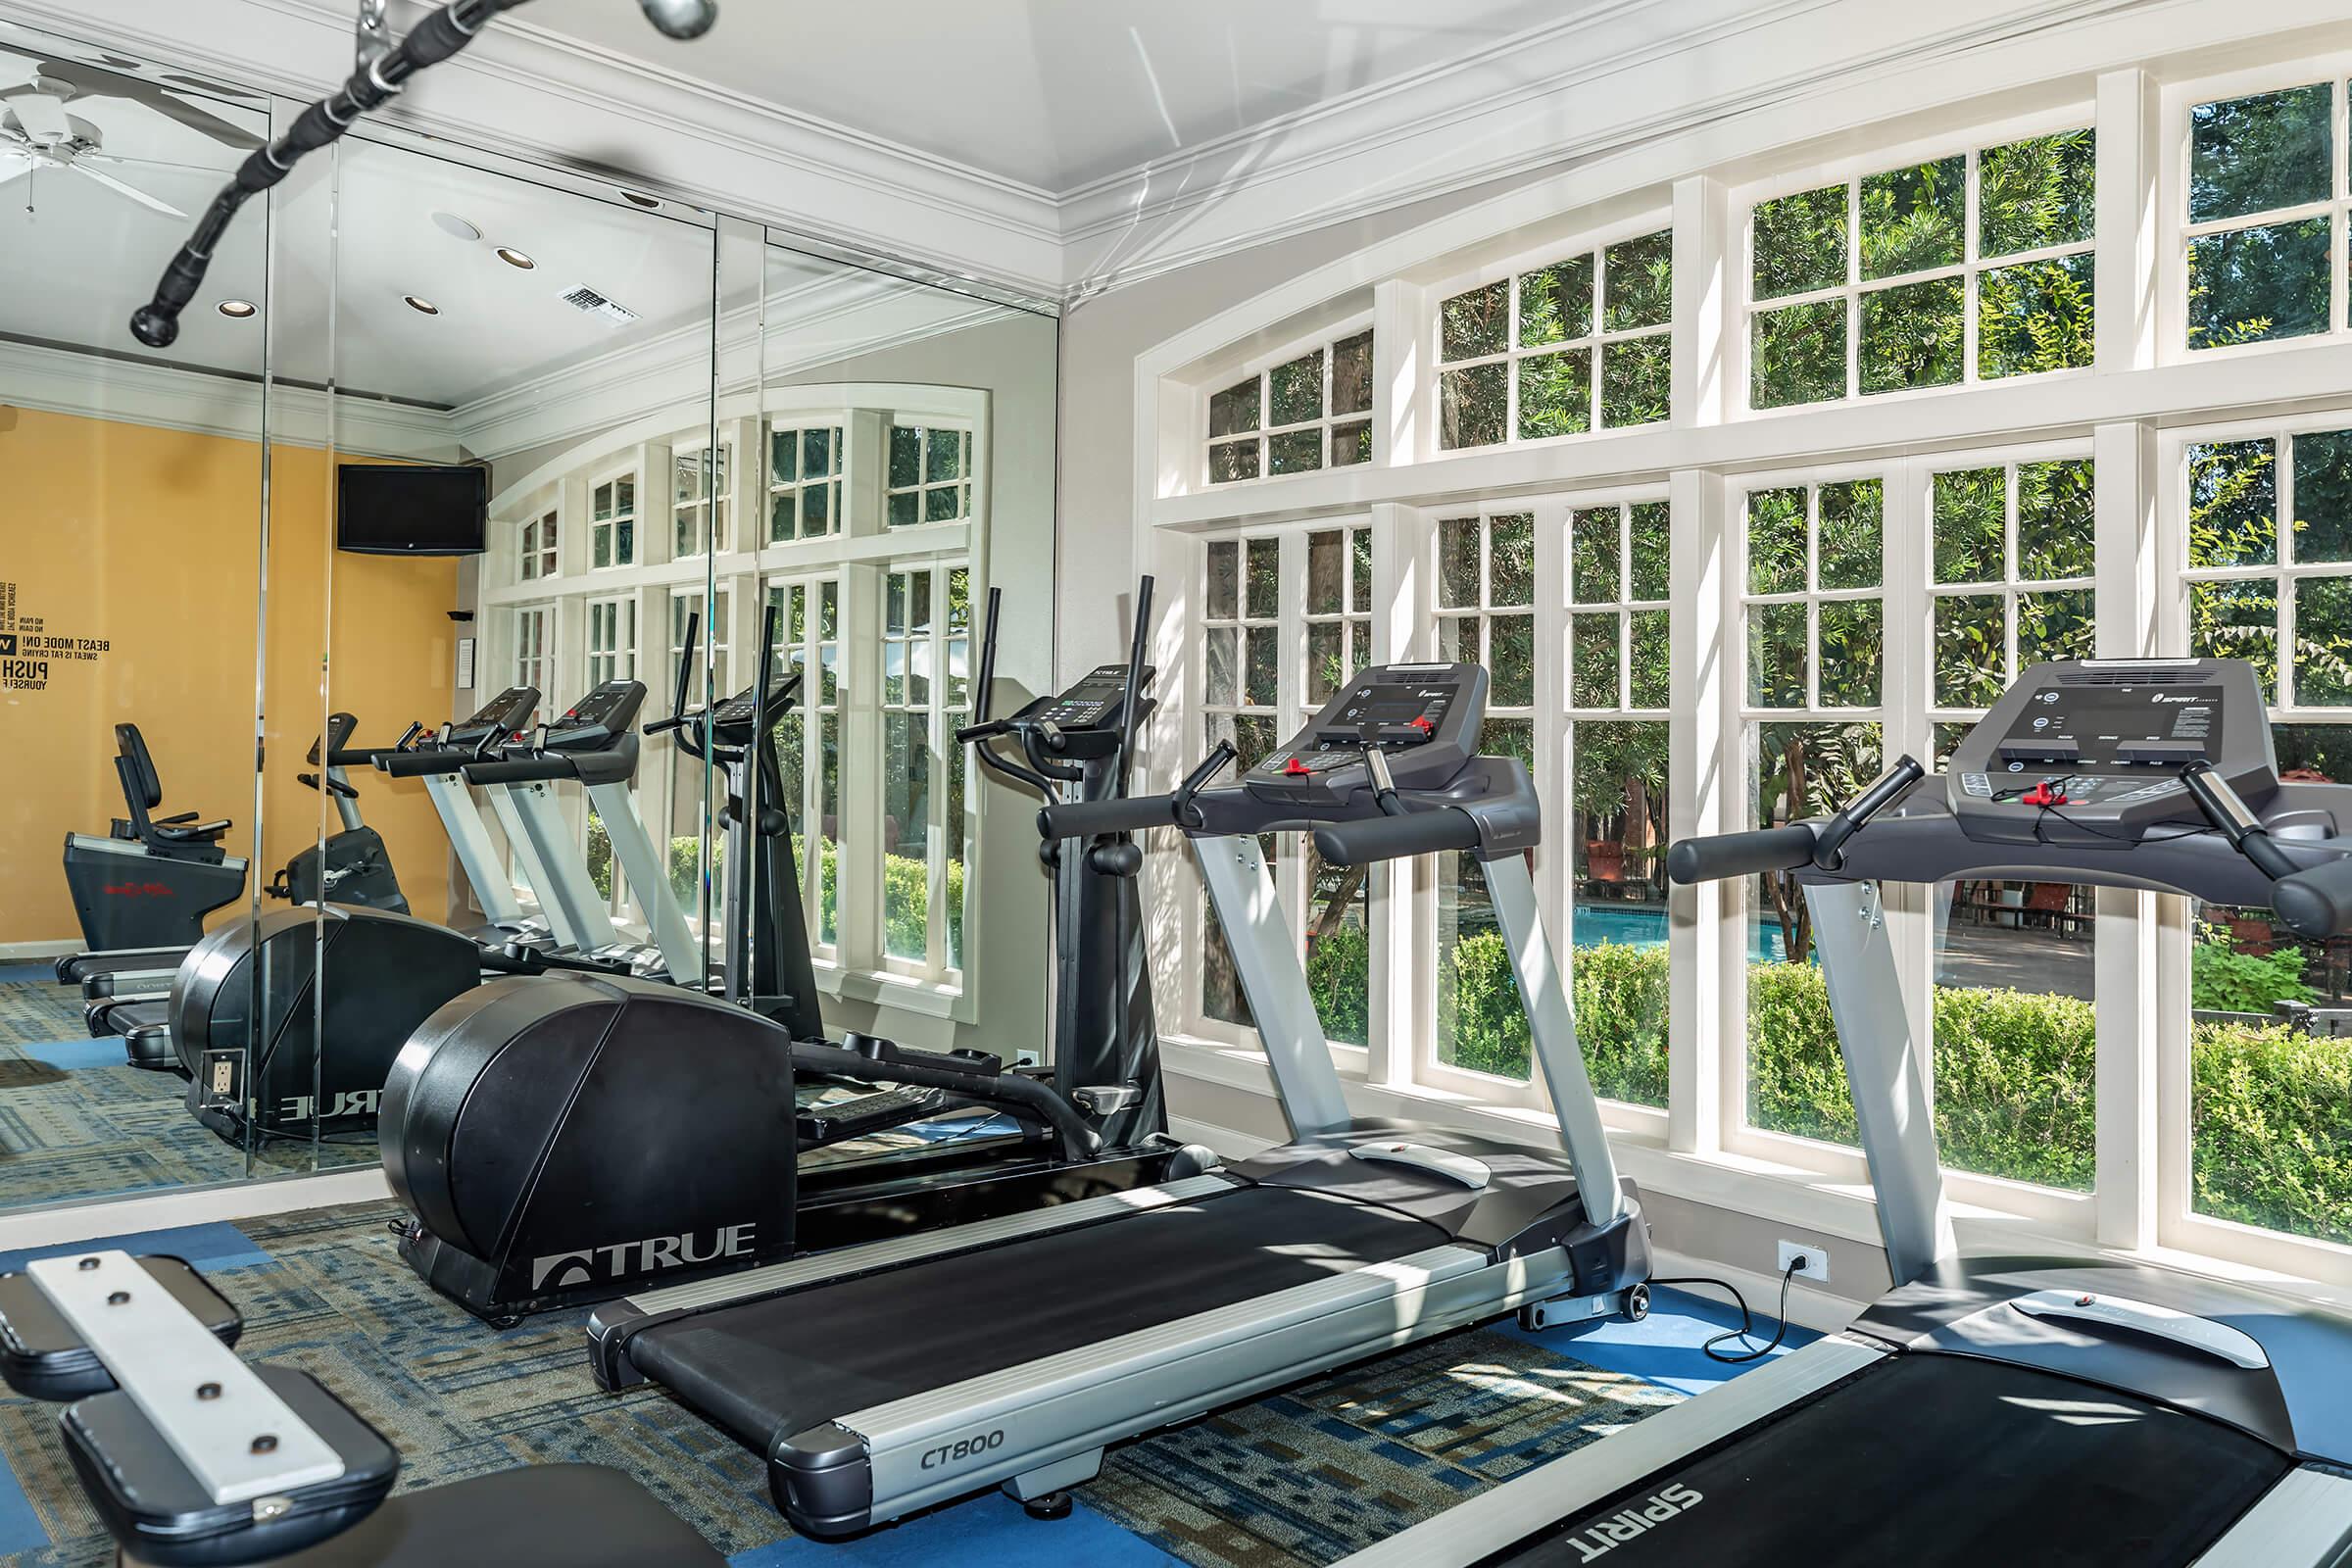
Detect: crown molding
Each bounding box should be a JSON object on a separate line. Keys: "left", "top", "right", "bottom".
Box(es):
{"left": 0, "top": 337, "right": 459, "bottom": 456}
{"left": 0, "top": 0, "right": 1068, "bottom": 299}
{"left": 0, "top": 0, "right": 2327, "bottom": 317}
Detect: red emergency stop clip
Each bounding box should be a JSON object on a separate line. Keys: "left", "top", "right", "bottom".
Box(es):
{"left": 1284, "top": 758, "right": 1311, "bottom": 776}
{"left": 2021, "top": 780, "right": 2068, "bottom": 808}
{"left": 1410, "top": 715, "right": 1435, "bottom": 733}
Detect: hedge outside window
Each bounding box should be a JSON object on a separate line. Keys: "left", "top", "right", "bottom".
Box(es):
{"left": 1436, "top": 229, "right": 1672, "bottom": 451}
{"left": 880, "top": 565, "right": 972, "bottom": 976}
{"left": 585, "top": 595, "right": 637, "bottom": 687}
{"left": 768, "top": 576, "right": 843, "bottom": 953}
{"left": 1748, "top": 127, "right": 2094, "bottom": 409}
{"left": 1300, "top": 525, "right": 1377, "bottom": 1048}
{"left": 2183, "top": 424, "right": 2352, "bottom": 704}
{"left": 1432, "top": 511, "right": 1539, "bottom": 1081}
{"left": 768, "top": 424, "right": 844, "bottom": 542}
{"left": 1564, "top": 499, "right": 1672, "bottom": 1108}
{"left": 1206, "top": 326, "right": 1375, "bottom": 484}
{"left": 889, "top": 424, "right": 973, "bottom": 526}
{"left": 673, "top": 445, "right": 730, "bottom": 558}
{"left": 1200, "top": 535, "right": 1283, "bottom": 1025}
{"left": 519, "top": 511, "right": 557, "bottom": 580}
{"left": 590, "top": 473, "right": 635, "bottom": 567}
{"left": 2184, "top": 80, "right": 2348, "bottom": 352}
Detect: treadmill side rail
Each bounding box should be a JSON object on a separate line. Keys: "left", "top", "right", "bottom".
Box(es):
{"left": 2191, "top": 1467, "right": 2352, "bottom": 1568}
{"left": 787, "top": 1243, "right": 1596, "bottom": 1537}
{"left": 1335, "top": 1336, "right": 1886, "bottom": 1568}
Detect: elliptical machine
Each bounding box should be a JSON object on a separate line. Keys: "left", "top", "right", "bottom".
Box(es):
{"left": 378, "top": 592, "right": 1208, "bottom": 1323}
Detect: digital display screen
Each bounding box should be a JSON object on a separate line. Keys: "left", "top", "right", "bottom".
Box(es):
{"left": 1327, "top": 683, "right": 1449, "bottom": 733}
{"left": 1999, "top": 684, "right": 2218, "bottom": 766}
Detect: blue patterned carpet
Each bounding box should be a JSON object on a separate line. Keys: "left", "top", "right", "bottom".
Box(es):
{"left": 0, "top": 1193, "right": 1809, "bottom": 1567}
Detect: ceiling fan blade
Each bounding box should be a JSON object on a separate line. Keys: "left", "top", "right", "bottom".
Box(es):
{"left": 80, "top": 150, "right": 234, "bottom": 174}
{"left": 72, "top": 162, "right": 188, "bottom": 218}
{"left": 7, "top": 90, "right": 71, "bottom": 142}
{"left": 0, "top": 157, "right": 30, "bottom": 190}
{"left": 34, "top": 60, "right": 263, "bottom": 151}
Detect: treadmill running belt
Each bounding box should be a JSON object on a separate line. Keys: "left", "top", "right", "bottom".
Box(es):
{"left": 1494, "top": 1352, "right": 2290, "bottom": 1568}
{"left": 625, "top": 1184, "right": 1446, "bottom": 1453}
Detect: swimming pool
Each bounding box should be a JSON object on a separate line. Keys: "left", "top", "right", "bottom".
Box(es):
{"left": 1571, "top": 903, "right": 1788, "bottom": 963}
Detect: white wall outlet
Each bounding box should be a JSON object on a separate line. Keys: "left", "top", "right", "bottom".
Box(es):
{"left": 1778, "top": 1241, "right": 1830, "bottom": 1283}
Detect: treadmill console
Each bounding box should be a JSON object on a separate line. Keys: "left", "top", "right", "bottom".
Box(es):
{"left": 1947, "top": 659, "right": 2278, "bottom": 845}
{"left": 1248, "top": 662, "right": 1487, "bottom": 805}
{"left": 545, "top": 681, "right": 647, "bottom": 753}
{"left": 447, "top": 687, "right": 540, "bottom": 749}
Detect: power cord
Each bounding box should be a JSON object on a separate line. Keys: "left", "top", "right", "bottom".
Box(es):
{"left": 1651, "top": 1255, "right": 1804, "bottom": 1364}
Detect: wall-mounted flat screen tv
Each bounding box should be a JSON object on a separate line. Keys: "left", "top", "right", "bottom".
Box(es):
{"left": 337, "top": 464, "right": 488, "bottom": 556}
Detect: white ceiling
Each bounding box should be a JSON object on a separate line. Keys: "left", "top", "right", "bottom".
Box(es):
{"left": 0, "top": 35, "right": 1033, "bottom": 452}
{"left": 528, "top": 0, "right": 1583, "bottom": 192}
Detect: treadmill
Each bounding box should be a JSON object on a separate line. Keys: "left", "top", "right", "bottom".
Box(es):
{"left": 586, "top": 658, "right": 1651, "bottom": 1537}
{"left": 1338, "top": 657, "right": 2352, "bottom": 1568}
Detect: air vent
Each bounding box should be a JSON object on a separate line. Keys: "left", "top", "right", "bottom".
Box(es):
{"left": 559, "top": 285, "right": 638, "bottom": 328}
{"left": 2058, "top": 666, "right": 2209, "bottom": 685}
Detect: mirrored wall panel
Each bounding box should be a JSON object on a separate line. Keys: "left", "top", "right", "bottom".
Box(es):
{"left": 0, "top": 21, "right": 282, "bottom": 1207}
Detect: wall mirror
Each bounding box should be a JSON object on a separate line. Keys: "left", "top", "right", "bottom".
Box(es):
{"left": 0, "top": 19, "right": 279, "bottom": 1210}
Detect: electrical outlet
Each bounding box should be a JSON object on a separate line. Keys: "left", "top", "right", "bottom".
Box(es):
{"left": 1778, "top": 1241, "right": 1830, "bottom": 1283}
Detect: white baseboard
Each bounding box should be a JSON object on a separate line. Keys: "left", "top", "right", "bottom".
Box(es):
{"left": 0, "top": 941, "right": 78, "bottom": 961}
{"left": 0, "top": 1168, "right": 392, "bottom": 1252}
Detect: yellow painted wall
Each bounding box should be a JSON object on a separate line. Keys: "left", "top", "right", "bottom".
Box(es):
{"left": 0, "top": 405, "right": 460, "bottom": 947}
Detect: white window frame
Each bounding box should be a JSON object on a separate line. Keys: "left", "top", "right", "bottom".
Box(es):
{"left": 767, "top": 419, "right": 849, "bottom": 543}
{"left": 876, "top": 562, "right": 972, "bottom": 985}
{"left": 2160, "top": 57, "right": 2352, "bottom": 366}
{"left": 584, "top": 594, "right": 638, "bottom": 688}
{"left": 672, "top": 441, "right": 734, "bottom": 559}
{"left": 1202, "top": 314, "right": 1378, "bottom": 486}
{"left": 886, "top": 420, "right": 977, "bottom": 528}
{"left": 764, "top": 572, "right": 845, "bottom": 962}
{"left": 589, "top": 466, "right": 639, "bottom": 570}
{"left": 1426, "top": 216, "right": 1676, "bottom": 454}
{"left": 518, "top": 509, "right": 559, "bottom": 581}
{"left": 1734, "top": 104, "right": 2099, "bottom": 415}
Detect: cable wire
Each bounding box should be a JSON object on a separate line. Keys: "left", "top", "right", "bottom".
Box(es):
{"left": 1652, "top": 1258, "right": 1804, "bottom": 1364}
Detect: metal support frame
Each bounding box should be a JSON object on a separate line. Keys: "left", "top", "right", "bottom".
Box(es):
{"left": 1485, "top": 854, "right": 1628, "bottom": 1226}
{"left": 490, "top": 781, "right": 623, "bottom": 956}
{"left": 584, "top": 778, "right": 700, "bottom": 978}
{"left": 1192, "top": 833, "right": 1351, "bottom": 1141}
{"left": 419, "top": 772, "right": 525, "bottom": 928}
{"left": 353, "top": 0, "right": 390, "bottom": 74}
{"left": 1803, "top": 880, "right": 1956, "bottom": 1286}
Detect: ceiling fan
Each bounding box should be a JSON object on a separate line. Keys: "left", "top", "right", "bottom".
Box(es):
{"left": 2, "top": 61, "right": 264, "bottom": 220}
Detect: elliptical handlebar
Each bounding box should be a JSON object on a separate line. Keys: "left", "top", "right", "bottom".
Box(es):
{"left": 131, "top": 0, "right": 719, "bottom": 348}
{"left": 1111, "top": 575, "right": 1154, "bottom": 801}
{"left": 646, "top": 609, "right": 701, "bottom": 740}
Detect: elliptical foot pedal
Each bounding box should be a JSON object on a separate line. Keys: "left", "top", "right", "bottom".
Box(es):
{"left": 794, "top": 1085, "right": 950, "bottom": 1147}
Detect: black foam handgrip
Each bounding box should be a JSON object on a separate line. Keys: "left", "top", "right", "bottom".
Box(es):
{"left": 466, "top": 758, "right": 569, "bottom": 785}
{"left": 1666, "top": 824, "right": 1820, "bottom": 885}
{"left": 1313, "top": 808, "right": 1478, "bottom": 867}
{"left": 2272, "top": 855, "right": 2352, "bottom": 940}
{"left": 378, "top": 751, "right": 463, "bottom": 778}
{"left": 1037, "top": 795, "right": 1179, "bottom": 840}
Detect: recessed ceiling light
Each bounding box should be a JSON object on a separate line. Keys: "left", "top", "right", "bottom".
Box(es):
{"left": 430, "top": 212, "right": 482, "bottom": 242}
{"left": 404, "top": 296, "right": 441, "bottom": 317}
{"left": 216, "top": 299, "right": 257, "bottom": 319}
{"left": 495, "top": 246, "right": 536, "bottom": 270}
{"left": 620, "top": 190, "right": 661, "bottom": 210}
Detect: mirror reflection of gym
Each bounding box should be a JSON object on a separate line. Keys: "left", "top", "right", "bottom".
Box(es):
{"left": 0, "top": 24, "right": 278, "bottom": 1209}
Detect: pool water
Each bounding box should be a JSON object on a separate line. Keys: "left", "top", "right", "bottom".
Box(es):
{"left": 1571, "top": 904, "right": 1788, "bottom": 963}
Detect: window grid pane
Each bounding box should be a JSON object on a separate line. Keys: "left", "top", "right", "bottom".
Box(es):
{"left": 1205, "top": 325, "right": 1377, "bottom": 484}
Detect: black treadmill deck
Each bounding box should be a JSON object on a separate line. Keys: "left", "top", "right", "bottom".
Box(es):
{"left": 1494, "top": 1353, "right": 2290, "bottom": 1567}
{"left": 619, "top": 1183, "right": 1449, "bottom": 1454}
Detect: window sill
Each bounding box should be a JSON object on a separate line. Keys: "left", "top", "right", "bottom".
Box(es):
{"left": 1155, "top": 1033, "right": 2352, "bottom": 1307}
{"left": 821, "top": 962, "right": 975, "bottom": 1025}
